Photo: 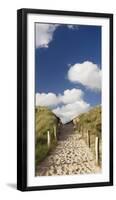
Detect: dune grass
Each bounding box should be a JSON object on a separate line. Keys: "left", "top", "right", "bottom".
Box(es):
{"left": 74, "top": 105, "right": 102, "bottom": 166}
{"left": 35, "top": 106, "right": 60, "bottom": 168}
{"left": 76, "top": 105, "right": 101, "bottom": 134}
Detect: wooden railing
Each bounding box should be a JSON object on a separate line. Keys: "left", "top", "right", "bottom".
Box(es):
{"left": 79, "top": 126, "right": 101, "bottom": 166}
{"left": 47, "top": 125, "right": 57, "bottom": 149}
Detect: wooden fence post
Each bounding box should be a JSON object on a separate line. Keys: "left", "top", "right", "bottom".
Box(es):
{"left": 87, "top": 130, "right": 90, "bottom": 148}
{"left": 53, "top": 125, "right": 57, "bottom": 141}
{"left": 95, "top": 136, "right": 99, "bottom": 165}
{"left": 47, "top": 130, "right": 51, "bottom": 148}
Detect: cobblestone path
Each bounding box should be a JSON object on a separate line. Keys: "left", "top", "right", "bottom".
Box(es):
{"left": 36, "top": 124, "right": 100, "bottom": 176}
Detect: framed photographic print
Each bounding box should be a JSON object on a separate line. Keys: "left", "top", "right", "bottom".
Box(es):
{"left": 17, "top": 8, "right": 113, "bottom": 191}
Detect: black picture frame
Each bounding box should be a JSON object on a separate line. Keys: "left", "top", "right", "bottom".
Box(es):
{"left": 17, "top": 8, "right": 113, "bottom": 191}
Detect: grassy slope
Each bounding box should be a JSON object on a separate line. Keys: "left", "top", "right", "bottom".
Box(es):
{"left": 77, "top": 105, "right": 101, "bottom": 135}
{"left": 35, "top": 106, "right": 61, "bottom": 168}
{"left": 74, "top": 105, "right": 102, "bottom": 165}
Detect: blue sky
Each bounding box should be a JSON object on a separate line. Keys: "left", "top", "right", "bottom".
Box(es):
{"left": 35, "top": 23, "right": 101, "bottom": 123}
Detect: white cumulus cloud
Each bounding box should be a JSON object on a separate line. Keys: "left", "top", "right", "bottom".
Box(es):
{"left": 36, "top": 88, "right": 90, "bottom": 123}
{"left": 36, "top": 23, "right": 79, "bottom": 48}
{"left": 67, "top": 24, "right": 79, "bottom": 29}
{"left": 67, "top": 61, "right": 101, "bottom": 91}
{"left": 53, "top": 100, "right": 90, "bottom": 123}
{"left": 36, "top": 93, "right": 59, "bottom": 107}
{"left": 36, "top": 23, "right": 59, "bottom": 48}
{"left": 59, "top": 88, "right": 84, "bottom": 104}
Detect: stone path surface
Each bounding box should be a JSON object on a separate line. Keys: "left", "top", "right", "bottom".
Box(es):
{"left": 36, "top": 123, "right": 100, "bottom": 176}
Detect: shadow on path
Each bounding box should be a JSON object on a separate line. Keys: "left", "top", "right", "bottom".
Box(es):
{"left": 58, "top": 123, "right": 74, "bottom": 141}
